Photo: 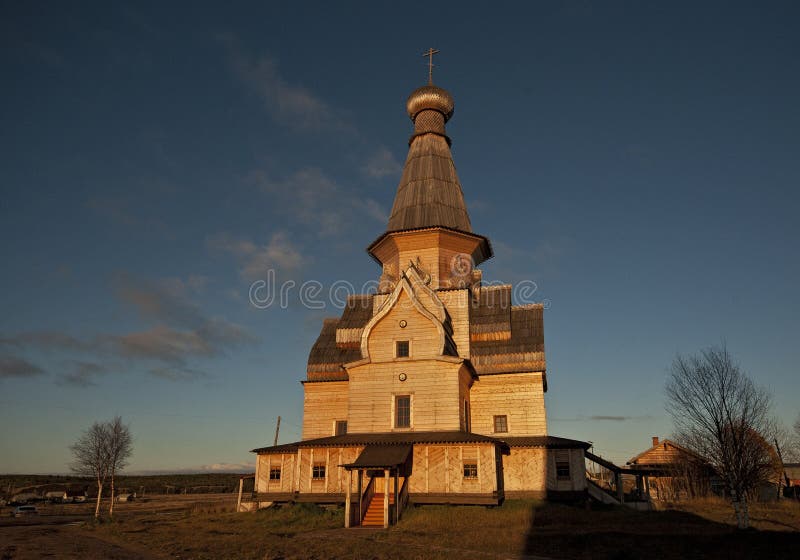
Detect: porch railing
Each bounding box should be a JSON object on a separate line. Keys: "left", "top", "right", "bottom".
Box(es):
{"left": 359, "top": 476, "right": 375, "bottom": 526}
{"left": 397, "top": 477, "right": 409, "bottom": 521}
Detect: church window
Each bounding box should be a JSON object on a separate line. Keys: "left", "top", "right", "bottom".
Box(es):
{"left": 395, "top": 395, "right": 411, "bottom": 428}
{"left": 493, "top": 415, "right": 508, "bottom": 433}
{"left": 463, "top": 463, "right": 478, "bottom": 479}
{"left": 335, "top": 420, "right": 347, "bottom": 435}
{"left": 312, "top": 464, "right": 326, "bottom": 479}
{"left": 555, "top": 451, "right": 571, "bottom": 480}
{"left": 269, "top": 468, "right": 281, "bottom": 480}
{"left": 396, "top": 340, "right": 410, "bottom": 358}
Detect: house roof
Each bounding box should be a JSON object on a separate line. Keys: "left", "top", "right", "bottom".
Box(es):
{"left": 252, "top": 431, "right": 510, "bottom": 454}
{"left": 626, "top": 438, "right": 708, "bottom": 466}
{"left": 501, "top": 436, "right": 590, "bottom": 450}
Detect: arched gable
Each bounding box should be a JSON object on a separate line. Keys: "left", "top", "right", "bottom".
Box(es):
{"left": 360, "top": 264, "right": 448, "bottom": 361}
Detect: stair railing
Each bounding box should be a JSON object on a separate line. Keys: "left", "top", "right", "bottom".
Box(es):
{"left": 397, "top": 477, "right": 410, "bottom": 522}
{"left": 359, "top": 476, "right": 375, "bottom": 526}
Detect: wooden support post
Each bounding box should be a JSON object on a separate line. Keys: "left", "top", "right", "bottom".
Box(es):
{"left": 615, "top": 472, "right": 624, "bottom": 503}
{"left": 357, "top": 470, "right": 363, "bottom": 526}
{"left": 236, "top": 478, "right": 243, "bottom": 512}
{"left": 383, "top": 469, "right": 390, "bottom": 528}
{"left": 644, "top": 475, "right": 651, "bottom": 499}
{"left": 394, "top": 470, "right": 399, "bottom": 524}
{"left": 344, "top": 470, "right": 352, "bottom": 528}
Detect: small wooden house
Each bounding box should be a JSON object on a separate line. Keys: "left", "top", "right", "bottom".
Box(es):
{"left": 627, "top": 437, "right": 717, "bottom": 500}
{"left": 250, "top": 76, "right": 589, "bottom": 526}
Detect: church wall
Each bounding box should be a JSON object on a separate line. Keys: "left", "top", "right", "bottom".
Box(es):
{"left": 502, "top": 447, "right": 548, "bottom": 497}
{"left": 256, "top": 447, "right": 363, "bottom": 496}
{"left": 545, "top": 448, "right": 587, "bottom": 493}
{"left": 347, "top": 360, "right": 463, "bottom": 432}
{"left": 255, "top": 452, "right": 297, "bottom": 494}
{"left": 469, "top": 372, "right": 547, "bottom": 436}
{"left": 408, "top": 444, "right": 498, "bottom": 495}
{"left": 301, "top": 381, "right": 349, "bottom": 440}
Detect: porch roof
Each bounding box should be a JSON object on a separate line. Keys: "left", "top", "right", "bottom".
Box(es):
{"left": 341, "top": 444, "right": 412, "bottom": 470}
{"left": 252, "top": 430, "right": 510, "bottom": 454}
{"left": 500, "top": 435, "right": 591, "bottom": 450}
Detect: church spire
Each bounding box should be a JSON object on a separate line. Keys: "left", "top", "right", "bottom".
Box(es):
{"left": 385, "top": 55, "right": 473, "bottom": 234}
{"left": 368, "top": 53, "right": 492, "bottom": 292}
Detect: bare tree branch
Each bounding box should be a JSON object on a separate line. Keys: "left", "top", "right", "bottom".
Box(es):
{"left": 69, "top": 421, "right": 110, "bottom": 519}
{"left": 69, "top": 417, "right": 134, "bottom": 519}
{"left": 665, "top": 344, "right": 779, "bottom": 529}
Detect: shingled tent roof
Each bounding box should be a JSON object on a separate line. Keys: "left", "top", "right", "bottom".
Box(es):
{"left": 306, "top": 295, "right": 374, "bottom": 380}
{"left": 470, "top": 300, "right": 546, "bottom": 377}
{"left": 386, "top": 117, "right": 472, "bottom": 233}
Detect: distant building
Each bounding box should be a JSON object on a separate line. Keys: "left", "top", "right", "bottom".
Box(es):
{"left": 44, "top": 490, "right": 68, "bottom": 503}
{"left": 627, "top": 436, "right": 716, "bottom": 500}
{"left": 248, "top": 68, "right": 589, "bottom": 526}
{"left": 785, "top": 463, "right": 800, "bottom": 486}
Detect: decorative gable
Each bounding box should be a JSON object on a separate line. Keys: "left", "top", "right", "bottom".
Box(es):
{"left": 360, "top": 263, "right": 457, "bottom": 362}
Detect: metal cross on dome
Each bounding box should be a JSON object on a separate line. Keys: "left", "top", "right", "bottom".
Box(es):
{"left": 422, "top": 48, "right": 440, "bottom": 84}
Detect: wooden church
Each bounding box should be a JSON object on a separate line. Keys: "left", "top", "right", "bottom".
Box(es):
{"left": 250, "top": 66, "right": 589, "bottom": 527}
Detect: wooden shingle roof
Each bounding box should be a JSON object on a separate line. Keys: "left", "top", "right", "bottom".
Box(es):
{"left": 501, "top": 436, "right": 590, "bottom": 450}
{"left": 252, "top": 431, "right": 510, "bottom": 454}
{"left": 471, "top": 301, "right": 546, "bottom": 376}
{"left": 386, "top": 133, "right": 472, "bottom": 233}
{"left": 306, "top": 319, "right": 359, "bottom": 380}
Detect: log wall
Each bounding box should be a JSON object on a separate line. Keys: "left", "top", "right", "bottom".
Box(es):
{"left": 302, "top": 381, "right": 349, "bottom": 440}
{"left": 408, "top": 444, "right": 497, "bottom": 495}
{"left": 469, "top": 372, "right": 547, "bottom": 436}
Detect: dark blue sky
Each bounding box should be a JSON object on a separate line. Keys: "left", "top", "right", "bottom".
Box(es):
{"left": 1, "top": 1, "right": 798, "bottom": 472}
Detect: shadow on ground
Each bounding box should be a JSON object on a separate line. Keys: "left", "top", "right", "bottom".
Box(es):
{"left": 523, "top": 501, "right": 800, "bottom": 560}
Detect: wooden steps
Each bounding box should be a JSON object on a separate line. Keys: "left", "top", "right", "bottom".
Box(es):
{"left": 360, "top": 492, "right": 394, "bottom": 527}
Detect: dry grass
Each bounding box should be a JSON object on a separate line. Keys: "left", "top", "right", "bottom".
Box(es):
{"left": 658, "top": 496, "right": 800, "bottom": 531}
{"left": 3, "top": 496, "right": 799, "bottom": 559}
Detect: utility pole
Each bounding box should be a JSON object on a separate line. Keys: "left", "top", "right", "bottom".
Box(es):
{"left": 273, "top": 416, "right": 281, "bottom": 447}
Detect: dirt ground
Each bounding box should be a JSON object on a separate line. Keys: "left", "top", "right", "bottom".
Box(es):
{"left": 1, "top": 495, "right": 799, "bottom": 559}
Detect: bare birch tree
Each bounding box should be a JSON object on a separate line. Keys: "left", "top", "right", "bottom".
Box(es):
{"left": 107, "top": 416, "right": 133, "bottom": 517}
{"left": 69, "top": 421, "right": 110, "bottom": 518}
{"left": 665, "top": 345, "right": 776, "bottom": 529}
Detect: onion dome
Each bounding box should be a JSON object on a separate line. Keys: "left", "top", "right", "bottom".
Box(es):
{"left": 406, "top": 85, "right": 455, "bottom": 122}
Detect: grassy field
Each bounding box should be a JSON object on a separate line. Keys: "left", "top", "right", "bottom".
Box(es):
{"left": 1, "top": 496, "right": 799, "bottom": 559}
{"left": 0, "top": 473, "right": 247, "bottom": 496}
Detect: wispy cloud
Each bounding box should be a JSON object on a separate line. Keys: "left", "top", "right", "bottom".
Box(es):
{"left": 2, "top": 274, "right": 255, "bottom": 386}
{"left": 362, "top": 147, "right": 402, "bottom": 179}
{"left": 0, "top": 355, "right": 45, "bottom": 378}
{"left": 551, "top": 414, "right": 654, "bottom": 423}
{"left": 1, "top": 331, "right": 90, "bottom": 351}
{"left": 221, "top": 35, "right": 347, "bottom": 132}
{"left": 207, "top": 231, "right": 307, "bottom": 281}
{"left": 86, "top": 194, "right": 172, "bottom": 236}
{"left": 149, "top": 366, "right": 208, "bottom": 382}
{"left": 247, "top": 167, "right": 387, "bottom": 237}
{"left": 57, "top": 361, "right": 108, "bottom": 387}
{"left": 490, "top": 237, "right": 569, "bottom": 287}
{"left": 250, "top": 167, "right": 343, "bottom": 236}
